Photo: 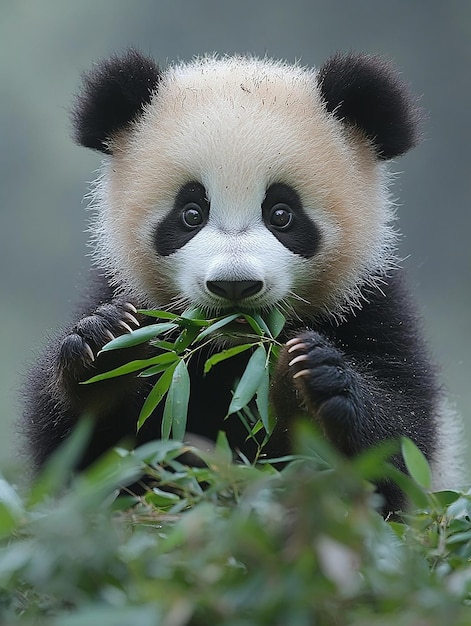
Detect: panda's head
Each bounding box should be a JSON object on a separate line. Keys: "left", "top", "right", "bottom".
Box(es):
{"left": 74, "top": 50, "right": 419, "bottom": 320}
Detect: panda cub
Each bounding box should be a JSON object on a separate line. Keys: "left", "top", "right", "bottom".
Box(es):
{"left": 23, "top": 49, "right": 464, "bottom": 513}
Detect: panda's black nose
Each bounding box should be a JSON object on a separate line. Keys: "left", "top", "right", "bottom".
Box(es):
{"left": 206, "top": 280, "right": 263, "bottom": 302}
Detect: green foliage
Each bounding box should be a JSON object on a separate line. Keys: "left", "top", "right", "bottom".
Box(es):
{"left": 84, "top": 308, "right": 285, "bottom": 443}
{"left": 0, "top": 426, "right": 470, "bottom": 624}
{"left": 22, "top": 313, "right": 471, "bottom": 623}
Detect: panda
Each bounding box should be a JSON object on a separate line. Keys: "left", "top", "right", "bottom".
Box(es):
{"left": 22, "top": 49, "right": 464, "bottom": 514}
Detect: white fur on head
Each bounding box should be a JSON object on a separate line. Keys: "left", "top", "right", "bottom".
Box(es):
{"left": 89, "top": 55, "right": 398, "bottom": 319}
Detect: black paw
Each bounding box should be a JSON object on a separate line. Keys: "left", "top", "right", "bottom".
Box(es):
{"left": 285, "top": 331, "right": 359, "bottom": 421}
{"left": 58, "top": 301, "right": 140, "bottom": 382}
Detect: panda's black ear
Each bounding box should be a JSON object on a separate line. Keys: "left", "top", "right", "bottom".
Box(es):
{"left": 317, "top": 53, "right": 421, "bottom": 160}
{"left": 72, "top": 49, "right": 161, "bottom": 154}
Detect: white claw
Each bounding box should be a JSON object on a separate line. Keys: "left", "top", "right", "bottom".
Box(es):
{"left": 104, "top": 329, "right": 115, "bottom": 342}
{"left": 288, "top": 354, "right": 309, "bottom": 368}
{"left": 287, "top": 341, "right": 308, "bottom": 354}
{"left": 123, "top": 312, "right": 140, "bottom": 327}
{"left": 118, "top": 320, "right": 133, "bottom": 334}
{"left": 83, "top": 342, "right": 95, "bottom": 363}
{"left": 293, "top": 368, "right": 311, "bottom": 380}
{"left": 123, "top": 302, "right": 138, "bottom": 314}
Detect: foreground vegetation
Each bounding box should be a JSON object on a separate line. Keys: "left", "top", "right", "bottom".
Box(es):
{"left": 6, "top": 310, "right": 470, "bottom": 623}
{"left": 0, "top": 421, "right": 469, "bottom": 625}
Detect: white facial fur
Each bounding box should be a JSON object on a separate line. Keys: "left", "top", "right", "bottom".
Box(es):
{"left": 90, "top": 55, "right": 396, "bottom": 320}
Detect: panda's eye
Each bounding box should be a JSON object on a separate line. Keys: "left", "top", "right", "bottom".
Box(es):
{"left": 269, "top": 203, "right": 293, "bottom": 229}
{"left": 261, "top": 183, "right": 320, "bottom": 258}
{"left": 182, "top": 203, "right": 204, "bottom": 228}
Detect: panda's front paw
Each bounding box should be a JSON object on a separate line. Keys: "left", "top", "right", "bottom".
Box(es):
{"left": 58, "top": 301, "right": 140, "bottom": 382}
{"left": 285, "top": 331, "right": 359, "bottom": 421}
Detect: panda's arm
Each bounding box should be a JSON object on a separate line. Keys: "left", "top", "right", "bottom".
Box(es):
{"left": 21, "top": 271, "right": 150, "bottom": 472}
{"left": 271, "top": 272, "right": 439, "bottom": 468}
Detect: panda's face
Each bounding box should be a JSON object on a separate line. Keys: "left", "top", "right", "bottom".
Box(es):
{"left": 152, "top": 179, "right": 318, "bottom": 315}
{"left": 95, "top": 57, "right": 394, "bottom": 319}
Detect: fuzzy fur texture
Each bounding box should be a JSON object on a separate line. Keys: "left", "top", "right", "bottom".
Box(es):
{"left": 91, "top": 54, "right": 397, "bottom": 320}
{"left": 22, "top": 50, "right": 465, "bottom": 515}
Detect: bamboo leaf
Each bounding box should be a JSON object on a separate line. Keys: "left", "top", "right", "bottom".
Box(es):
{"left": 255, "top": 362, "right": 275, "bottom": 434}
{"left": 195, "top": 314, "right": 240, "bottom": 341}
{"left": 161, "top": 360, "right": 190, "bottom": 440}
{"left": 137, "top": 309, "right": 180, "bottom": 320}
{"left": 174, "top": 324, "right": 202, "bottom": 353}
{"left": 228, "top": 345, "right": 267, "bottom": 415}
{"left": 401, "top": 437, "right": 432, "bottom": 490}
{"left": 99, "top": 323, "right": 177, "bottom": 352}
{"left": 150, "top": 340, "right": 176, "bottom": 351}
{"left": 214, "top": 431, "right": 233, "bottom": 465}
{"left": 137, "top": 361, "right": 179, "bottom": 431}
{"left": 138, "top": 360, "right": 179, "bottom": 378}
{"left": 180, "top": 307, "right": 209, "bottom": 322}
{"left": 386, "top": 464, "right": 430, "bottom": 510}
{"left": 242, "top": 314, "right": 265, "bottom": 336}
{"left": 265, "top": 308, "right": 286, "bottom": 338}
{"left": 145, "top": 487, "right": 181, "bottom": 509}
{"left": 203, "top": 343, "right": 254, "bottom": 374}
{"left": 83, "top": 352, "right": 178, "bottom": 384}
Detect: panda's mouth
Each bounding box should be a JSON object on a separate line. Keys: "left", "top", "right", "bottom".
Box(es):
{"left": 235, "top": 316, "right": 249, "bottom": 324}
{"left": 224, "top": 310, "right": 265, "bottom": 334}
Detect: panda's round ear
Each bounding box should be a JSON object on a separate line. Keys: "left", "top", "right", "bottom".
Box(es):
{"left": 72, "top": 49, "right": 161, "bottom": 154}
{"left": 317, "top": 53, "right": 421, "bottom": 160}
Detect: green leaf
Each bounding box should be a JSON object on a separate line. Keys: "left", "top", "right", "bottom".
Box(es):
{"left": 255, "top": 363, "right": 275, "bottom": 434}
{"left": 242, "top": 314, "right": 266, "bottom": 336}
{"left": 76, "top": 448, "right": 144, "bottom": 497}
{"left": 228, "top": 345, "right": 267, "bottom": 415}
{"left": 353, "top": 439, "right": 399, "bottom": 481}
{"left": 145, "top": 487, "right": 181, "bottom": 509}
{"left": 265, "top": 307, "right": 286, "bottom": 338}
{"left": 137, "top": 309, "right": 180, "bottom": 320}
{"left": 151, "top": 340, "right": 177, "bottom": 351}
{"left": 82, "top": 352, "right": 178, "bottom": 384}
{"left": 174, "top": 324, "right": 202, "bottom": 353}
{"left": 401, "top": 437, "right": 432, "bottom": 490}
{"left": 0, "top": 478, "right": 23, "bottom": 516}
{"left": 236, "top": 408, "right": 256, "bottom": 439}
{"left": 386, "top": 464, "right": 430, "bottom": 510}
{"left": 137, "top": 361, "right": 179, "bottom": 431}
{"left": 432, "top": 490, "right": 461, "bottom": 508}
{"left": 214, "top": 431, "right": 233, "bottom": 465}
{"left": 138, "top": 361, "right": 180, "bottom": 377}
{"left": 139, "top": 307, "right": 210, "bottom": 326}
{"left": 133, "top": 439, "right": 186, "bottom": 465}
{"left": 195, "top": 313, "right": 240, "bottom": 341}
{"left": 203, "top": 343, "right": 254, "bottom": 374}
{"left": 0, "top": 479, "right": 23, "bottom": 537}
{"left": 161, "top": 359, "right": 190, "bottom": 440}
{"left": 28, "top": 417, "right": 94, "bottom": 505}
{"left": 99, "top": 323, "right": 178, "bottom": 352}
{"left": 180, "top": 307, "right": 209, "bottom": 321}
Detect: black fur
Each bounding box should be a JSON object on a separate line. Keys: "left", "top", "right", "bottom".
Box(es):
{"left": 262, "top": 184, "right": 321, "bottom": 258}
{"left": 72, "top": 49, "right": 161, "bottom": 153}
{"left": 154, "top": 182, "right": 210, "bottom": 256}
{"left": 317, "top": 53, "right": 420, "bottom": 159}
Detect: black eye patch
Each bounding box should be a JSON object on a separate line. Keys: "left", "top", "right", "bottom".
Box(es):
{"left": 154, "top": 182, "right": 209, "bottom": 256}
{"left": 262, "top": 183, "right": 321, "bottom": 258}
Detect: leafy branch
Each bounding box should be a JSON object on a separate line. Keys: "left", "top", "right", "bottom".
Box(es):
{"left": 83, "top": 307, "right": 286, "bottom": 443}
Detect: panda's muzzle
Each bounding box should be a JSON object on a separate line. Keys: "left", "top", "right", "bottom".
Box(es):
{"left": 206, "top": 280, "right": 263, "bottom": 303}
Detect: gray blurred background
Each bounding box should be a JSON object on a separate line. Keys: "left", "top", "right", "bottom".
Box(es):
{"left": 1, "top": 1, "right": 470, "bottom": 469}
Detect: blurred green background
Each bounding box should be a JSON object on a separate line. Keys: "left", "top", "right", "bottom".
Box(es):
{"left": 1, "top": 1, "right": 470, "bottom": 467}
